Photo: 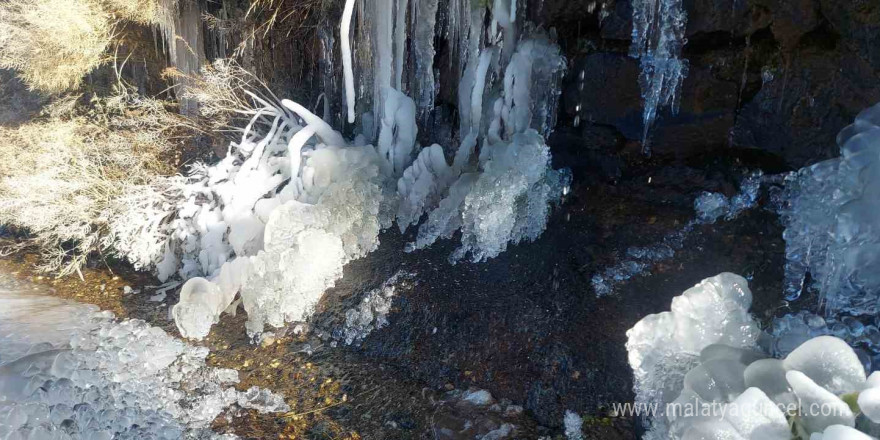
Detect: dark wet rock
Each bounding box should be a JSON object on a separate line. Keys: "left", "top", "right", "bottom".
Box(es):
{"left": 731, "top": 46, "right": 880, "bottom": 168}
{"left": 752, "top": 0, "right": 821, "bottom": 48}
{"left": 684, "top": 0, "right": 772, "bottom": 38}
{"left": 819, "top": 0, "right": 880, "bottom": 71}
{"left": 308, "top": 164, "right": 784, "bottom": 432}
{"left": 547, "top": 0, "right": 880, "bottom": 168}
{"left": 547, "top": 127, "right": 624, "bottom": 183}
{"left": 562, "top": 53, "right": 642, "bottom": 140}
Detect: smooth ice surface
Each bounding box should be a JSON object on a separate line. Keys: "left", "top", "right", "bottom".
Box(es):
{"left": 782, "top": 336, "right": 866, "bottom": 395}
{"left": 786, "top": 370, "right": 856, "bottom": 434}
{"left": 780, "top": 101, "right": 880, "bottom": 311}
{"left": 858, "top": 387, "right": 880, "bottom": 424}
{"left": 669, "top": 387, "right": 788, "bottom": 440}
{"left": 0, "top": 274, "right": 287, "bottom": 439}
{"left": 724, "top": 388, "right": 790, "bottom": 439}
{"left": 811, "top": 425, "right": 875, "bottom": 440}
{"left": 743, "top": 359, "right": 795, "bottom": 406}
{"left": 172, "top": 277, "right": 234, "bottom": 340}
{"left": 626, "top": 273, "right": 760, "bottom": 439}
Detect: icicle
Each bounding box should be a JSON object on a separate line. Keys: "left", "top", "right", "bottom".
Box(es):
{"left": 412, "top": 0, "right": 439, "bottom": 126}
{"left": 394, "top": 0, "right": 409, "bottom": 91}
{"left": 318, "top": 26, "right": 339, "bottom": 127}
{"left": 341, "top": 0, "right": 357, "bottom": 124}
{"left": 470, "top": 48, "right": 497, "bottom": 134}
{"left": 373, "top": 0, "right": 395, "bottom": 132}
{"left": 630, "top": 0, "right": 689, "bottom": 153}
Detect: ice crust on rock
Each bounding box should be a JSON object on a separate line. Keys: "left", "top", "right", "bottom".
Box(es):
{"left": 625, "top": 273, "right": 760, "bottom": 439}
{"left": 336, "top": 270, "right": 416, "bottom": 346}
{"left": 564, "top": 410, "right": 584, "bottom": 440}
{"left": 594, "top": 172, "right": 764, "bottom": 296}
{"left": 0, "top": 290, "right": 288, "bottom": 440}
{"left": 779, "top": 101, "right": 880, "bottom": 311}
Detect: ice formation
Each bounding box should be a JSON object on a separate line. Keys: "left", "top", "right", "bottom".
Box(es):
{"left": 0, "top": 286, "right": 288, "bottom": 439}
{"left": 626, "top": 273, "right": 761, "bottom": 438}
{"left": 593, "top": 172, "right": 764, "bottom": 296}
{"left": 627, "top": 272, "right": 880, "bottom": 438}
{"left": 152, "top": 7, "right": 571, "bottom": 339}
{"left": 563, "top": 410, "right": 584, "bottom": 440}
{"left": 663, "top": 336, "right": 873, "bottom": 439}
{"left": 629, "top": 0, "right": 689, "bottom": 151}
{"left": 779, "top": 101, "right": 880, "bottom": 313}
{"left": 335, "top": 270, "right": 416, "bottom": 346}
{"left": 412, "top": 0, "right": 439, "bottom": 126}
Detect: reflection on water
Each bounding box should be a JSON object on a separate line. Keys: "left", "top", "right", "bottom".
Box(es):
{"left": 0, "top": 271, "right": 288, "bottom": 439}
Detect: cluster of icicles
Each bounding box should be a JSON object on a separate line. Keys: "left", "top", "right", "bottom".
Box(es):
{"left": 122, "top": 0, "right": 573, "bottom": 340}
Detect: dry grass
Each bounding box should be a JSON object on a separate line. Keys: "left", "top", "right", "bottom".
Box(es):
{"left": 165, "top": 59, "right": 284, "bottom": 136}
{"left": 0, "top": 0, "right": 169, "bottom": 94}
{"left": 0, "top": 90, "right": 185, "bottom": 276}
{"left": 104, "top": 0, "right": 167, "bottom": 25}
{"left": 0, "top": 0, "right": 114, "bottom": 93}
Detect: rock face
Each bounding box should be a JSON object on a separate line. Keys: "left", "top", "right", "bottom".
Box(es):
{"left": 546, "top": 0, "right": 880, "bottom": 168}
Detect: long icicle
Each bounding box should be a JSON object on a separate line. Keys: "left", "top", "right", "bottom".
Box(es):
{"left": 341, "top": 0, "right": 357, "bottom": 123}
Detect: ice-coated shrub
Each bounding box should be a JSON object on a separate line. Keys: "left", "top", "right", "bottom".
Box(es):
{"left": 169, "top": 36, "right": 572, "bottom": 340}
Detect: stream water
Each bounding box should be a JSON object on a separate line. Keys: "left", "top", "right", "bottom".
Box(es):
{"left": 0, "top": 270, "right": 286, "bottom": 440}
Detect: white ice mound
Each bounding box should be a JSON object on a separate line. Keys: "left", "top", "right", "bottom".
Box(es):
{"left": 625, "top": 273, "right": 760, "bottom": 439}
{"left": 857, "top": 372, "right": 880, "bottom": 424}
{"left": 780, "top": 101, "right": 880, "bottom": 315}
{"left": 787, "top": 370, "right": 856, "bottom": 434}
{"left": 783, "top": 335, "right": 866, "bottom": 395}
{"left": 669, "top": 387, "right": 789, "bottom": 440}
{"left": 810, "top": 425, "right": 875, "bottom": 440}
{"left": 171, "top": 277, "right": 235, "bottom": 340}
{"left": 743, "top": 359, "right": 796, "bottom": 406}
{"left": 174, "top": 143, "right": 386, "bottom": 339}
